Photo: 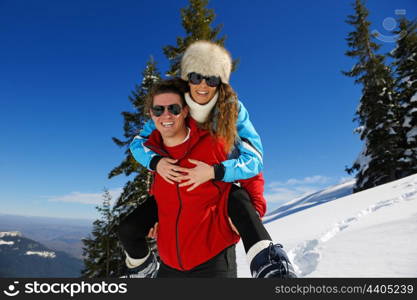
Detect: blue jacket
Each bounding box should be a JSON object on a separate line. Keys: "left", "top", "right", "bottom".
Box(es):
{"left": 130, "top": 100, "right": 263, "bottom": 182}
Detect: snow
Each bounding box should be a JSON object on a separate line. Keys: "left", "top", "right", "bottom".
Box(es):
{"left": 354, "top": 142, "right": 372, "bottom": 175}
{"left": 236, "top": 173, "right": 417, "bottom": 277}
{"left": 403, "top": 115, "right": 412, "bottom": 127}
{"left": 379, "top": 87, "right": 387, "bottom": 96}
{"left": 0, "top": 231, "right": 22, "bottom": 238}
{"left": 25, "top": 251, "right": 56, "bottom": 258}
{"left": 264, "top": 180, "right": 355, "bottom": 223}
{"left": 0, "top": 232, "right": 20, "bottom": 246}
{"left": 0, "top": 240, "right": 14, "bottom": 245}
{"left": 411, "top": 92, "right": 417, "bottom": 102}
{"left": 353, "top": 126, "right": 364, "bottom": 134}
{"left": 406, "top": 127, "right": 417, "bottom": 143}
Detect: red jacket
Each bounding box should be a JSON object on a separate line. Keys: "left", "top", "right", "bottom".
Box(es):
{"left": 239, "top": 173, "right": 266, "bottom": 217}
{"left": 145, "top": 118, "right": 240, "bottom": 270}
{"left": 145, "top": 118, "right": 266, "bottom": 270}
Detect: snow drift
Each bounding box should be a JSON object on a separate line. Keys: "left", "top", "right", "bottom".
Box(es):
{"left": 236, "top": 173, "right": 417, "bottom": 277}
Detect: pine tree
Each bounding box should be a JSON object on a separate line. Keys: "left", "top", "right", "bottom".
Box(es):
{"left": 109, "top": 57, "right": 161, "bottom": 215}
{"left": 391, "top": 18, "right": 417, "bottom": 176}
{"left": 81, "top": 189, "right": 124, "bottom": 278}
{"left": 343, "top": 0, "right": 402, "bottom": 192}
{"left": 163, "top": 0, "right": 233, "bottom": 77}
{"left": 103, "top": 58, "right": 161, "bottom": 274}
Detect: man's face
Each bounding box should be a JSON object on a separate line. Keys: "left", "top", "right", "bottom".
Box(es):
{"left": 151, "top": 93, "right": 189, "bottom": 139}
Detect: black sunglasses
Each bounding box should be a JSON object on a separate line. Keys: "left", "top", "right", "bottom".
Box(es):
{"left": 188, "top": 72, "right": 221, "bottom": 87}
{"left": 151, "top": 104, "right": 183, "bottom": 117}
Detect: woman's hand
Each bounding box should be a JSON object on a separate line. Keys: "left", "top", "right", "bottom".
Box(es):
{"left": 147, "top": 222, "right": 158, "bottom": 239}
{"left": 156, "top": 157, "right": 183, "bottom": 184}
{"left": 177, "top": 159, "right": 215, "bottom": 191}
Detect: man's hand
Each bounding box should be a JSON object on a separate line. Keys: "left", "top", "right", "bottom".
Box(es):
{"left": 228, "top": 218, "right": 240, "bottom": 235}
{"left": 156, "top": 158, "right": 183, "bottom": 184}
{"left": 178, "top": 159, "right": 215, "bottom": 191}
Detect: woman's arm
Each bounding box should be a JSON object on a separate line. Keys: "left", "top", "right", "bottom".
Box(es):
{"left": 220, "top": 100, "right": 263, "bottom": 182}
{"left": 177, "top": 101, "right": 264, "bottom": 189}
{"left": 130, "top": 119, "right": 160, "bottom": 171}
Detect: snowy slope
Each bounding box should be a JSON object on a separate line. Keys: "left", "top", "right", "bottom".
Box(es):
{"left": 236, "top": 173, "right": 417, "bottom": 277}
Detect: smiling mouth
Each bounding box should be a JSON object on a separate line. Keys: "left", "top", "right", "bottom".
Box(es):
{"left": 161, "top": 122, "right": 174, "bottom": 128}
{"left": 197, "top": 91, "right": 209, "bottom": 95}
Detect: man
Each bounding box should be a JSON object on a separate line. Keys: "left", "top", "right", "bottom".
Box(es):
{"left": 119, "top": 79, "right": 240, "bottom": 277}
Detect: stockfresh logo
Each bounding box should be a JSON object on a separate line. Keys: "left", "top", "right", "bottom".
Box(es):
{"left": 3, "top": 281, "right": 20, "bottom": 297}
{"left": 372, "top": 9, "right": 407, "bottom": 43}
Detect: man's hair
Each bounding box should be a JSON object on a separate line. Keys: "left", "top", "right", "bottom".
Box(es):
{"left": 145, "top": 78, "right": 189, "bottom": 116}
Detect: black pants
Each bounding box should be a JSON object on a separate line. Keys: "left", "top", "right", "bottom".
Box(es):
{"left": 228, "top": 184, "right": 271, "bottom": 252}
{"left": 118, "top": 196, "right": 158, "bottom": 259}
{"left": 157, "top": 245, "right": 237, "bottom": 278}
{"left": 118, "top": 185, "right": 271, "bottom": 259}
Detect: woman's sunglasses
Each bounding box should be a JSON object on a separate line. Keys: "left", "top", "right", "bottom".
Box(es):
{"left": 188, "top": 72, "right": 221, "bottom": 88}
{"left": 151, "top": 104, "right": 183, "bottom": 117}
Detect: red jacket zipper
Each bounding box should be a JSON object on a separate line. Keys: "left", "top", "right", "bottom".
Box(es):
{"left": 175, "top": 183, "right": 184, "bottom": 270}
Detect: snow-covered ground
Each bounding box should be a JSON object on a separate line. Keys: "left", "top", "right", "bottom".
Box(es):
{"left": 236, "top": 173, "right": 417, "bottom": 277}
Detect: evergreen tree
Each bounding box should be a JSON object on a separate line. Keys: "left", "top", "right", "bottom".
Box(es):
{"left": 391, "top": 18, "right": 417, "bottom": 176}
{"left": 109, "top": 57, "right": 161, "bottom": 214}
{"left": 343, "top": 0, "right": 402, "bottom": 192}
{"left": 81, "top": 189, "right": 124, "bottom": 278}
{"left": 163, "top": 0, "right": 233, "bottom": 77}
{"left": 104, "top": 58, "right": 161, "bottom": 274}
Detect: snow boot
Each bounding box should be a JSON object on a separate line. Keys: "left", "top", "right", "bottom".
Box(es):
{"left": 250, "top": 243, "right": 297, "bottom": 278}
{"left": 121, "top": 250, "right": 159, "bottom": 278}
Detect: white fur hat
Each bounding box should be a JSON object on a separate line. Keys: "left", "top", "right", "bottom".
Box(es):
{"left": 181, "top": 40, "right": 232, "bottom": 84}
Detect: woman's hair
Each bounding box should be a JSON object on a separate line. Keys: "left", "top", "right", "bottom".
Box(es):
{"left": 199, "top": 82, "right": 239, "bottom": 153}
{"left": 145, "top": 78, "right": 189, "bottom": 117}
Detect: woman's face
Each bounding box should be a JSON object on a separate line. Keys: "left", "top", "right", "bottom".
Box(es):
{"left": 189, "top": 79, "right": 218, "bottom": 104}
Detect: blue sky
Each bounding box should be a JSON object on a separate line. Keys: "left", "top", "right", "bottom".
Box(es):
{"left": 1, "top": 0, "right": 416, "bottom": 220}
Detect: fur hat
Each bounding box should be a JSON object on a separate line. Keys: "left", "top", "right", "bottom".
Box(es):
{"left": 181, "top": 40, "right": 232, "bottom": 84}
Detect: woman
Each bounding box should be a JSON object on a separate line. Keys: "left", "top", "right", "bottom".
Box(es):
{"left": 120, "top": 41, "right": 296, "bottom": 278}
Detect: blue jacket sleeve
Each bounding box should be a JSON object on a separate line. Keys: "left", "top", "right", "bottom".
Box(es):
{"left": 221, "top": 100, "right": 264, "bottom": 182}
{"left": 129, "top": 119, "right": 159, "bottom": 170}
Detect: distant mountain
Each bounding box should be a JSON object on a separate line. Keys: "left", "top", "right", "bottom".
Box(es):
{"left": 0, "top": 214, "right": 92, "bottom": 259}
{"left": 0, "top": 231, "right": 83, "bottom": 277}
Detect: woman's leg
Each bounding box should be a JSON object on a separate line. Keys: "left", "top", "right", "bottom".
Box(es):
{"left": 227, "top": 185, "right": 271, "bottom": 253}
{"left": 118, "top": 196, "right": 158, "bottom": 259}
{"left": 227, "top": 185, "right": 296, "bottom": 278}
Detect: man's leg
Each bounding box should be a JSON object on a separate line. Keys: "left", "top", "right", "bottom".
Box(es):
{"left": 118, "top": 196, "right": 158, "bottom": 276}
{"left": 157, "top": 245, "right": 237, "bottom": 278}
